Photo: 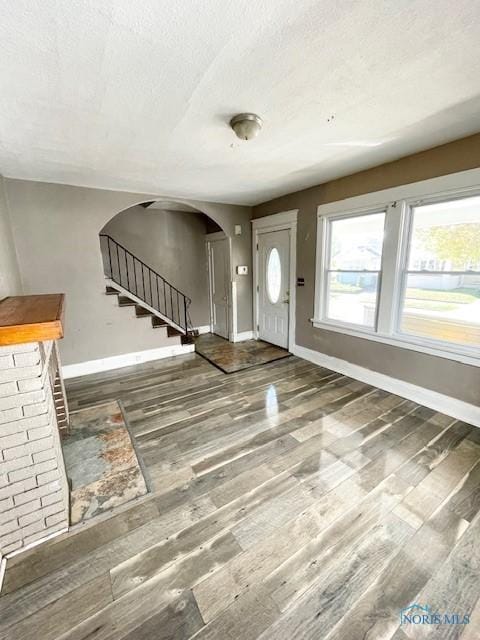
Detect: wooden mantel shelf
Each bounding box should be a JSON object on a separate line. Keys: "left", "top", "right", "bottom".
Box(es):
{"left": 0, "top": 294, "right": 65, "bottom": 346}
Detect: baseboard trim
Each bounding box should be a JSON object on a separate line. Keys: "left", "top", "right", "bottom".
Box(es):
{"left": 0, "top": 556, "right": 5, "bottom": 593}
{"left": 7, "top": 527, "right": 69, "bottom": 559}
{"left": 195, "top": 325, "right": 210, "bottom": 335}
{"left": 293, "top": 344, "right": 480, "bottom": 428}
{"left": 232, "top": 331, "right": 254, "bottom": 343}
{"left": 0, "top": 525, "right": 68, "bottom": 593}
{"left": 63, "top": 344, "right": 195, "bottom": 379}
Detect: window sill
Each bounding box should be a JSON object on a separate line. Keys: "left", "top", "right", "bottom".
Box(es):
{"left": 310, "top": 319, "right": 480, "bottom": 368}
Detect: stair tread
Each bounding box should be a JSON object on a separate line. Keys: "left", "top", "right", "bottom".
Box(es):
{"left": 152, "top": 317, "right": 168, "bottom": 327}
{"left": 135, "top": 306, "right": 152, "bottom": 317}
{"left": 118, "top": 296, "right": 136, "bottom": 306}
{"left": 108, "top": 280, "right": 190, "bottom": 342}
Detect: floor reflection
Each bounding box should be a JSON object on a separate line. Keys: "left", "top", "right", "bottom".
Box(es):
{"left": 266, "top": 384, "right": 279, "bottom": 417}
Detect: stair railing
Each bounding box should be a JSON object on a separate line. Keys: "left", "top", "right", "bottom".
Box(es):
{"left": 99, "top": 234, "right": 191, "bottom": 334}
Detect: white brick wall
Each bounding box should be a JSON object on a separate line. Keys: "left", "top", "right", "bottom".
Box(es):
{"left": 0, "top": 355, "right": 14, "bottom": 370}
{"left": 0, "top": 382, "right": 18, "bottom": 398}
{"left": 0, "top": 344, "right": 39, "bottom": 355}
{"left": 13, "top": 352, "right": 41, "bottom": 368}
{"left": 0, "top": 341, "right": 69, "bottom": 563}
{"left": 0, "top": 389, "right": 46, "bottom": 411}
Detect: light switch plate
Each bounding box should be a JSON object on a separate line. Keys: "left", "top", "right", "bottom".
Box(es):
{"left": 236, "top": 265, "right": 248, "bottom": 275}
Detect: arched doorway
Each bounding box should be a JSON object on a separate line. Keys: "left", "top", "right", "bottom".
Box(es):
{"left": 99, "top": 198, "right": 233, "bottom": 341}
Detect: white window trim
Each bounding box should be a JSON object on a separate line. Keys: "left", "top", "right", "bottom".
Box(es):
{"left": 315, "top": 206, "right": 387, "bottom": 333}
{"left": 312, "top": 168, "right": 480, "bottom": 368}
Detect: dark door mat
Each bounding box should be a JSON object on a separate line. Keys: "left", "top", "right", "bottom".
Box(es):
{"left": 195, "top": 333, "right": 291, "bottom": 373}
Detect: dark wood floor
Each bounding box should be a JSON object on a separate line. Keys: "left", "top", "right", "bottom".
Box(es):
{"left": 1, "top": 353, "right": 480, "bottom": 640}
{"left": 194, "top": 333, "right": 290, "bottom": 373}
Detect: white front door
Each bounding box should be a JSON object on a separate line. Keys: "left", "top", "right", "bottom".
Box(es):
{"left": 258, "top": 229, "right": 290, "bottom": 348}
{"left": 208, "top": 238, "right": 229, "bottom": 339}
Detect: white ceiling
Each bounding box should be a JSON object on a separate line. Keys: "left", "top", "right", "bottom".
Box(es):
{"left": 1, "top": 1, "right": 480, "bottom": 205}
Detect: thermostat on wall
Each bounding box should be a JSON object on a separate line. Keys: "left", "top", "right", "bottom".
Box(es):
{"left": 236, "top": 265, "right": 248, "bottom": 275}
{"left": 234, "top": 225, "right": 242, "bottom": 235}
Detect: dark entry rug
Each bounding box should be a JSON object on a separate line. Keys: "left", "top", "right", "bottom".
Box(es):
{"left": 195, "top": 333, "right": 291, "bottom": 373}
{"left": 62, "top": 400, "right": 148, "bottom": 525}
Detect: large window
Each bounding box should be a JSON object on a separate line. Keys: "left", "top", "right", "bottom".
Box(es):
{"left": 314, "top": 184, "right": 480, "bottom": 365}
{"left": 324, "top": 212, "right": 385, "bottom": 328}
{"left": 399, "top": 196, "right": 480, "bottom": 347}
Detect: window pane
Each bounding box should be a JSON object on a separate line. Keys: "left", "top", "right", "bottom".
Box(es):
{"left": 329, "top": 213, "right": 385, "bottom": 271}
{"left": 267, "top": 248, "right": 281, "bottom": 303}
{"left": 399, "top": 274, "right": 480, "bottom": 346}
{"left": 326, "top": 272, "right": 379, "bottom": 327}
{"left": 409, "top": 195, "right": 480, "bottom": 272}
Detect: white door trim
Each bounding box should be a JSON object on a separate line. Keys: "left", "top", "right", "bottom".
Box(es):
{"left": 206, "top": 233, "right": 232, "bottom": 340}
{"left": 252, "top": 210, "right": 298, "bottom": 352}
{"left": 230, "top": 280, "right": 237, "bottom": 341}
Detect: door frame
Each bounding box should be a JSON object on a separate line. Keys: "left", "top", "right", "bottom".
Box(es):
{"left": 252, "top": 210, "right": 298, "bottom": 352}
{"left": 206, "top": 231, "right": 232, "bottom": 340}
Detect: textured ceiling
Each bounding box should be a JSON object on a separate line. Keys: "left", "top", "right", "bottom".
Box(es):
{"left": 1, "top": 1, "right": 480, "bottom": 205}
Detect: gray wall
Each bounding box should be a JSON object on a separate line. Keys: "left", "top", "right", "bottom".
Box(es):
{"left": 5, "top": 179, "right": 252, "bottom": 366}
{"left": 0, "top": 175, "right": 21, "bottom": 299}
{"left": 191, "top": 200, "right": 252, "bottom": 335}
{"left": 102, "top": 206, "right": 210, "bottom": 327}
{"left": 253, "top": 133, "right": 480, "bottom": 406}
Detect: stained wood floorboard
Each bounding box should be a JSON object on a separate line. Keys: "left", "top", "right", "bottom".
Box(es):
{"left": 1, "top": 353, "right": 480, "bottom": 640}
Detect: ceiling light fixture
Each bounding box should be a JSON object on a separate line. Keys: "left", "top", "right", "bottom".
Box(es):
{"left": 230, "top": 113, "right": 263, "bottom": 140}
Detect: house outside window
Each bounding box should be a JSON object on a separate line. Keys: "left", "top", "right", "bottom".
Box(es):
{"left": 323, "top": 212, "right": 385, "bottom": 328}
{"left": 313, "top": 178, "right": 480, "bottom": 366}
{"left": 399, "top": 196, "right": 480, "bottom": 347}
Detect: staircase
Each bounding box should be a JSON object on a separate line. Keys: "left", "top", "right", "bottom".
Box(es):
{"left": 100, "top": 234, "right": 196, "bottom": 345}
